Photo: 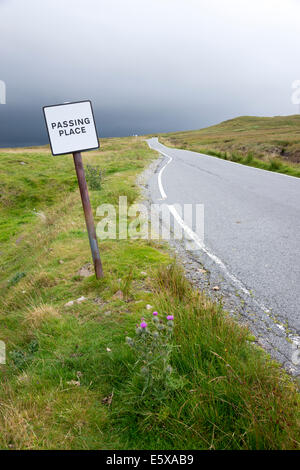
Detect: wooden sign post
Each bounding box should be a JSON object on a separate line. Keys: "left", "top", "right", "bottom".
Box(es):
{"left": 43, "top": 100, "right": 103, "bottom": 279}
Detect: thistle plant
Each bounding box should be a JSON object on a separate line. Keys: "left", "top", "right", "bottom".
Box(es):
{"left": 125, "top": 311, "right": 177, "bottom": 395}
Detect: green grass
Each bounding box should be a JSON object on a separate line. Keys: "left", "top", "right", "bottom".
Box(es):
{"left": 160, "top": 115, "right": 300, "bottom": 177}
{"left": 0, "top": 137, "right": 299, "bottom": 450}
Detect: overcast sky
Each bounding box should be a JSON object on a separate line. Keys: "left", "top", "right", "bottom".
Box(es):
{"left": 0, "top": 0, "right": 299, "bottom": 146}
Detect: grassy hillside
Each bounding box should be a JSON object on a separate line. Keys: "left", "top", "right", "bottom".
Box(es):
{"left": 0, "top": 138, "right": 299, "bottom": 450}
{"left": 160, "top": 115, "right": 300, "bottom": 176}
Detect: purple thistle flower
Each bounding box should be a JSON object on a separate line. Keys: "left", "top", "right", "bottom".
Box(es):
{"left": 153, "top": 311, "right": 158, "bottom": 316}
{"left": 167, "top": 315, "right": 174, "bottom": 321}
{"left": 140, "top": 321, "right": 147, "bottom": 329}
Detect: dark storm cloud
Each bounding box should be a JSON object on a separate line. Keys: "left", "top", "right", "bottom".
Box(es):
{"left": 0, "top": 0, "right": 299, "bottom": 146}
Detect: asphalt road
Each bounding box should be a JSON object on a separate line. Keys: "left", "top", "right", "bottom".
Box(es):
{"left": 147, "top": 138, "right": 300, "bottom": 374}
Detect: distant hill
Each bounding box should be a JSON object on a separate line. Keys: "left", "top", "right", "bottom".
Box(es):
{"left": 160, "top": 115, "right": 300, "bottom": 168}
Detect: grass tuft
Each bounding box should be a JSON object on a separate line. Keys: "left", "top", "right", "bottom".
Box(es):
{"left": 153, "top": 262, "right": 191, "bottom": 301}
{"left": 24, "top": 304, "right": 61, "bottom": 329}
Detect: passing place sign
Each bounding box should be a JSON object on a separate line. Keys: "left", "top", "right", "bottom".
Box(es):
{"left": 43, "top": 100, "right": 99, "bottom": 155}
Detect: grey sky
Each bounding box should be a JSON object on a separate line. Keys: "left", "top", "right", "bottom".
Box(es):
{"left": 0, "top": 0, "right": 299, "bottom": 146}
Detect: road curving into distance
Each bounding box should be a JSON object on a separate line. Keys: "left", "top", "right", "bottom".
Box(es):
{"left": 147, "top": 137, "right": 300, "bottom": 375}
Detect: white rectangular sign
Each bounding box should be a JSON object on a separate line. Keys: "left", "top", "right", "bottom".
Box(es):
{"left": 43, "top": 100, "right": 99, "bottom": 155}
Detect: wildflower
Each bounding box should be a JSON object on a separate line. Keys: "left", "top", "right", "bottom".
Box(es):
{"left": 140, "top": 321, "right": 147, "bottom": 329}
{"left": 153, "top": 311, "right": 158, "bottom": 316}
{"left": 167, "top": 315, "right": 174, "bottom": 329}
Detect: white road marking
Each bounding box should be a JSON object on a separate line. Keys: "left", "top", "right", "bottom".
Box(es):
{"left": 150, "top": 141, "right": 254, "bottom": 296}
{"left": 149, "top": 141, "right": 270, "bottom": 309}
{"left": 157, "top": 151, "right": 173, "bottom": 199}
{"left": 167, "top": 204, "right": 252, "bottom": 297}
{"left": 148, "top": 139, "right": 300, "bottom": 357}
{"left": 169, "top": 205, "right": 300, "bottom": 342}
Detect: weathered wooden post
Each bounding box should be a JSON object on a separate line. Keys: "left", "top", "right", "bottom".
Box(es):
{"left": 43, "top": 100, "right": 103, "bottom": 278}
{"left": 72, "top": 151, "right": 103, "bottom": 278}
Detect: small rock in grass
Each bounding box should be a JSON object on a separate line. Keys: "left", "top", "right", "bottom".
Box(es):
{"left": 77, "top": 263, "right": 93, "bottom": 278}
{"left": 64, "top": 296, "right": 87, "bottom": 307}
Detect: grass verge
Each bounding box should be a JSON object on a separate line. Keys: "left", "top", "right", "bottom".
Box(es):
{"left": 0, "top": 137, "right": 299, "bottom": 449}
{"left": 160, "top": 115, "right": 300, "bottom": 177}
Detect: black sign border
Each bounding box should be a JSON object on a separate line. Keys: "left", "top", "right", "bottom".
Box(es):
{"left": 42, "top": 100, "right": 100, "bottom": 156}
